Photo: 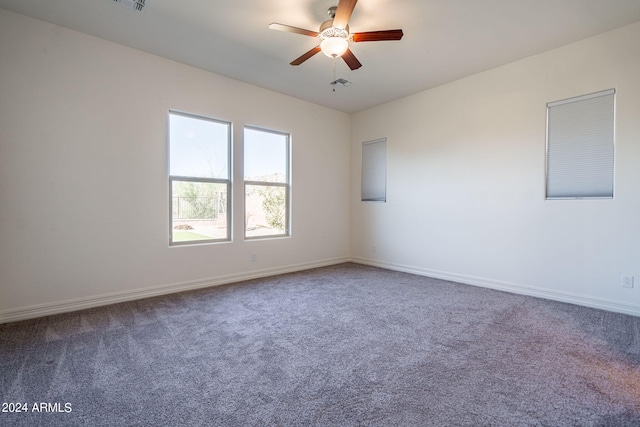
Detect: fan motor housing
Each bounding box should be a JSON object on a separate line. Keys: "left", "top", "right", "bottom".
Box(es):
{"left": 319, "top": 20, "right": 349, "bottom": 38}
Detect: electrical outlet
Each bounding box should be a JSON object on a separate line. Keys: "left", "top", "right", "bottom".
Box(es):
{"left": 621, "top": 275, "right": 635, "bottom": 288}
{"left": 372, "top": 244, "right": 377, "bottom": 254}
{"left": 251, "top": 253, "right": 257, "bottom": 262}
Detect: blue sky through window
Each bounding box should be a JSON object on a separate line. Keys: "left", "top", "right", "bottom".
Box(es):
{"left": 169, "top": 114, "right": 288, "bottom": 181}
{"left": 244, "top": 127, "right": 288, "bottom": 181}
{"left": 169, "top": 113, "right": 229, "bottom": 179}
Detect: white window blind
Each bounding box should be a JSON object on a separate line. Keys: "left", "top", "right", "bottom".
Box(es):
{"left": 546, "top": 89, "right": 615, "bottom": 199}
{"left": 361, "top": 138, "right": 386, "bottom": 202}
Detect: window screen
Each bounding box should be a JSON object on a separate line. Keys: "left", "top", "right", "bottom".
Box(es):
{"left": 361, "top": 138, "right": 387, "bottom": 202}
{"left": 546, "top": 89, "right": 615, "bottom": 199}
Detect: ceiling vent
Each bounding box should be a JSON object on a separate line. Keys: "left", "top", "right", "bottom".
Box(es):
{"left": 109, "top": 0, "right": 147, "bottom": 13}
{"left": 330, "top": 78, "right": 352, "bottom": 87}
{"left": 330, "top": 77, "right": 352, "bottom": 92}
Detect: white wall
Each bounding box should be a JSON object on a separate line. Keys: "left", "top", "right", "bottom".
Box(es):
{"left": 0, "top": 9, "right": 351, "bottom": 322}
{"left": 351, "top": 22, "right": 640, "bottom": 316}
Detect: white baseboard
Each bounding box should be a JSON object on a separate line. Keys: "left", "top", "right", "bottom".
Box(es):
{"left": 351, "top": 257, "right": 640, "bottom": 318}
{"left": 0, "top": 257, "right": 350, "bottom": 324}
{"left": 4, "top": 256, "right": 638, "bottom": 324}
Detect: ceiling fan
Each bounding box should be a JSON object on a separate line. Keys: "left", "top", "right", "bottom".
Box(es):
{"left": 269, "top": 0, "right": 403, "bottom": 70}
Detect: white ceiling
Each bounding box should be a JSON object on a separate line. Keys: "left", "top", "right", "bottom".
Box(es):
{"left": 2, "top": 0, "right": 640, "bottom": 113}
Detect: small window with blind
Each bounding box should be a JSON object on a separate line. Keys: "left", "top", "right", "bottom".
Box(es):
{"left": 361, "top": 138, "right": 387, "bottom": 202}
{"left": 546, "top": 89, "right": 615, "bottom": 199}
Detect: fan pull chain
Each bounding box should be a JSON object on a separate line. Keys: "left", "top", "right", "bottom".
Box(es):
{"left": 332, "top": 57, "right": 337, "bottom": 92}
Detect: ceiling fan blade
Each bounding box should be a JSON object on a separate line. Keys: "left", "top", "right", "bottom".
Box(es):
{"left": 341, "top": 48, "right": 362, "bottom": 70}
{"left": 333, "top": 0, "right": 358, "bottom": 29}
{"left": 351, "top": 29, "right": 404, "bottom": 42}
{"left": 269, "top": 23, "right": 318, "bottom": 37}
{"left": 291, "top": 46, "right": 322, "bottom": 66}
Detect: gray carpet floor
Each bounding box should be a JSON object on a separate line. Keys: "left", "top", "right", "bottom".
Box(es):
{"left": 1, "top": 263, "right": 639, "bottom": 426}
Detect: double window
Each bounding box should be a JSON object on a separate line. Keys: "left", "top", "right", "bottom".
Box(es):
{"left": 168, "top": 113, "right": 290, "bottom": 244}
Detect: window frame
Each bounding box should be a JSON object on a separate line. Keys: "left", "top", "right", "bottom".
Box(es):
{"left": 243, "top": 125, "right": 291, "bottom": 240}
{"left": 168, "top": 110, "right": 232, "bottom": 246}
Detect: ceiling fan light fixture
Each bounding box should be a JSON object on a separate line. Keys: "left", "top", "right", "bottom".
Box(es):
{"left": 270, "top": 0, "right": 403, "bottom": 69}
{"left": 320, "top": 36, "right": 349, "bottom": 58}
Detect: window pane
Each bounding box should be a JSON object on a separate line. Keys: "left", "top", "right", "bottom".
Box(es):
{"left": 244, "top": 126, "right": 290, "bottom": 239}
{"left": 244, "top": 128, "right": 287, "bottom": 182}
{"left": 245, "top": 184, "right": 287, "bottom": 238}
{"left": 171, "top": 180, "right": 228, "bottom": 243}
{"left": 169, "top": 111, "right": 231, "bottom": 245}
{"left": 170, "top": 113, "right": 229, "bottom": 179}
